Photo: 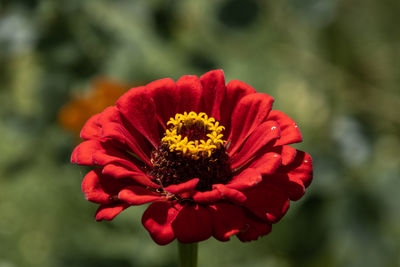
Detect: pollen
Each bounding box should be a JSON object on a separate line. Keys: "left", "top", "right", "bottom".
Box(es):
{"left": 161, "top": 112, "right": 226, "bottom": 160}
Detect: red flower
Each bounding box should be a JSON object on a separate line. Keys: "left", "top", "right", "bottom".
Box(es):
{"left": 71, "top": 70, "right": 313, "bottom": 245}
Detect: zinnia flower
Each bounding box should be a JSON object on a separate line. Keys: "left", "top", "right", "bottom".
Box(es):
{"left": 71, "top": 70, "right": 313, "bottom": 245}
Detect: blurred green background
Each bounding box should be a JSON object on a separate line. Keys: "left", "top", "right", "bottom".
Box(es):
{"left": 1, "top": 0, "right": 399, "bottom": 266}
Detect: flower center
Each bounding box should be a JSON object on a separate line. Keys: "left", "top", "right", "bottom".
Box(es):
{"left": 149, "top": 112, "right": 232, "bottom": 191}
{"left": 161, "top": 112, "right": 226, "bottom": 159}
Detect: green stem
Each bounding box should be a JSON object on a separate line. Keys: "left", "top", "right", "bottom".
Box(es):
{"left": 178, "top": 242, "right": 198, "bottom": 267}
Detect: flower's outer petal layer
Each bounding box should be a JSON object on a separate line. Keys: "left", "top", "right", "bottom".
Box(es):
{"left": 200, "top": 69, "right": 226, "bottom": 121}
{"left": 268, "top": 110, "right": 302, "bottom": 146}
{"left": 227, "top": 168, "right": 262, "bottom": 191}
{"left": 100, "top": 122, "right": 151, "bottom": 166}
{"left": 95, "top": 203, "right": 129, "bottom": 221}
{"left": 118, "top": 186, "right": 162, "bottom": 205}
{"left": 82, "top": 169, "right": 136, "bottom": 203}
{"left": 142, "top": 202, "right": 182, "bottom": 245}
{"left": 230, "top": 120, "right": 281, "bottom": 169}
{"left": 176, "top": 75, "right": 203, "bottom": 113}
{"left": 244, "top": 184, "right": 290, "bottom": 223}
{"left": 147, "top": 78, "right": 179, "bottom": 127}
{"left": 247, "top": 152, "right": 282, "bottom": 175}
{"left": 82, "top": 170, "right": 112, "bottom": 203}
{"left": 280, "top": 150, "right": 313, "bottom": 188}
{"left": 220, "top": 80, "right": 257, "bottom": 136}
{"left": 228, "top": 93, "right": 274, "bottom": 155}
{"left": 116, "top": 86, "right": 160, "bottom": 148}
{"left": 172, "top": 204, "right": 213, "bottom": 243}
{"left": 211, "top": 203, "right": 245, "bottom": 242}
{"left": 213, "top": 184, "right": 247, "bottom": 204}
{"left": 101, "top": 164, "right": 158, "bottom": 188}
{"left": 71, "top": 140, "right": 141, "bottom": 171}
{"left": 80, "top": 113, "right": 101, "bottom": 140}
{"left": 237, "top": 213, "right": 272, "bottom": 242}
{"left": 165, "top": 178, "right": 199, "bottom": 194}
{"left": 192, "top": 189, "right": 222, "bottom": 204}
{"left": 280, "top": 145, "right": 298, "bottom": 166}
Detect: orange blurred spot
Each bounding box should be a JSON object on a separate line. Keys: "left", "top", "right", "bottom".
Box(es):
{"left": 58, "top": 77, "right": 133, "bottom": 138}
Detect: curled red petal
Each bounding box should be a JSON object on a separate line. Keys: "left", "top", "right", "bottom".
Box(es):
{"left": 80, "top": 113, "right": 101, "bottom": 140}
{"left": 192, "top": 189, "right": 222, "bottom": 204}
{"left": 199, "top": 69, "right": 226, "bottom": 120}
{"left": 281, "top": 150, "right": 313, "bottom": 188}
{"left": 172, "top": 204, "right": 213, "bottom": 243}
{"left": 82, "top": 170, "right": 111, "bottom": 203}
{"left": 280, "top": 145, "right": 297, "bottom": 166}
{"left": 147, "top": 78, "right": 179, "bottom": 125}
{"left": 165, "top": 178, "right": 199, "bottom": 194}
{"left": 237, "top": 213, "right": 272, "bottom": 242}
{"left": 142, "top": 202, "right": 182, "bottom": 245}
{"left": 211, "top": 203, "right": 245, "bottom": 242}
{"left": 95, "top": 203, "right": 129, "bottom": 221}
{"left": 82, "top": 169, "right": 135, "bottom": 204}
{"left": 228, "top": 93, "right": 274, "bottom": 155}
{"left": 230, "top": 120, "right": 281, "bottom": 169}
{"left": 213, "top": 184, "right": 247, "bottom": 204}
{"left": 71, "top": 140, "right": 101, "bottom": 165}
{"left": 118, "top": 186, "right": 162, "bottom": 205}
{"left": 176, "top": 75, "right": 203, "bottom": 113}
{"left": 268, "top": 110, "right": 302, "bottom": 146}
{"left": 227, "top": 168, "right": 262, "bottom": 191}
{"left": 116, "top": 86, "right": 160, "bottom": 148}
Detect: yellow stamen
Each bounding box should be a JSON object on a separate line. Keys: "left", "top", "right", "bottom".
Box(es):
{"left": 161, "top": 112, "right": 226, "bottom": 159}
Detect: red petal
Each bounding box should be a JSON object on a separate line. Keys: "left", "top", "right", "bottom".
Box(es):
{"left": 71, "top": 140, "right": 101, "bottom": 165}
{"left": 82, "top": 170, "right": 111, "bottom": 203}
{"left": 192, "top": 189, "right": 222, "bottom": 204}
{"left": 228, "top": 93, "right": 274, "bottom": 155}
{"left": 100, "top": 122, "right": 151, "bottom": 165}
{"left": 213, "top": 184, "right": 247, "bottom": 204}
{"left": 172, "top": 204, "right": 213, "bottom": 243}
{"left": 199, "top": 69, "right": 226, "bottom": 120}
{"left": 147, "top": 78, "right": 179, "bottom": 125}
{"left": 118, "top": 186, "right": 162, "bottom": 205}
{"left": 80, "top": 113, "right": 101, "bottom": 140}
{"left": 281, "top": 150, "right": 313, "bottom": 188}
{"left": 268, "top": 110, "right": 302, "bottom": 146}
{"left": 176, "top": 75, "right": 203, "bottom": 113}
{"left": 102, "top": 164, "right": 158, "bottom": 188}
{"left": 116, "top": 86, "right": 160, "bottom": 148}
{"left": 280, "top": 145, "right": 297, "bottom": 166}
{"left": 230, "top": 120, "right": 281, "bottom": 169}
{"left": 220, "top": 80, "right": 257, "bottom": 136}
{"left": 142, "top": 202, "right": 182, "bottom": 245}
{"left": 211, "top": 203, "right": 245, "bottom": 241}
{"left": 82, "top": 169, "right": 135, "bottom": 203}
{"left": 247, "top": 152, "right": 282, "bottom": 175}
{"left": 95, "top": 203, "right": 129, "bottom": 221}
{"left": 237, "top": 213, "right": 272, "bottom": 242}
{"left": 165, "top": 178, "right": 199, "bottom": 194}
{"left": 263, "top": 174, "right": 306, "bottom": 201}
{"left": 244, "top": 184, "right": 290, "bottom": 223}
{"left": 227, "top": 168, "right": 262, "bottom": 191}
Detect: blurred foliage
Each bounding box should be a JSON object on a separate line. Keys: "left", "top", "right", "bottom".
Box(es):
{"left": 0, "top": 0, "right": 399, "bottom": 266}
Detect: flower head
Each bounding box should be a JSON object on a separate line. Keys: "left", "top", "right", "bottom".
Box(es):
{"left": 71, "top": 70, "right": 313, "bottom": 245}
